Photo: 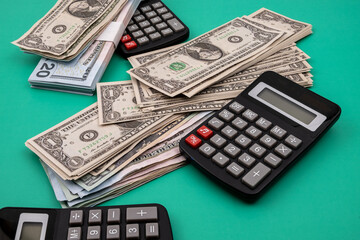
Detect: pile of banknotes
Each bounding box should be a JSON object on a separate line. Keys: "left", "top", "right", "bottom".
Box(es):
{"left": 25, "top": 8, "right": 314, "bottom": 207}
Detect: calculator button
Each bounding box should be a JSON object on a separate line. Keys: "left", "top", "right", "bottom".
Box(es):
{"left": 106, "top": 225, "right": 120, "bottom": 240}
{"left": 134, "top": 10, "right": 141, "bottom": 16}
{"left": 149, "top": 32, "right": 161, "bottom": 41}
{"left": 152, "top": 2, "right": 163, "bottom": 8}
{"left": 231, "top": 117, "right": 248, "bottom": 130}
{"left": 260, "top": 134, "right": 277, "bottom": 148}
{"left": 210, "top": 134, "right": 227, "bottom": 148}
{"left": 68, "top": 227, "right": 81, "bottom": 240}
{"left": 124, "top": 41, "right": 136, "bottom": 50}
{"left": 256, "top": 117, "right": 272, "bottom": 130}
{"left": 126, "top": 224, "right": 140, "bottom": 239}
{"left": 264, "top": 153, "right": 282, "bottom": 168}
{"left": 138, "top": 20, "right": 150, "bottom": 28}
{"left": 285, "top": 135, "right": 302, "bottom": 149}
{"left": 212, "top": 152, "right": 229, "bottom": 167}
{"left": 274, "top": 143, "right": 292, "bottom": 158}
{"left": 224, "top": 143, "right": 241, "bottom": 158}
{"left": 208, "top": 117, "right": 224, "bottom": 130}
{"left": 132, "top": 30, "right": 144, "bottom": 38}
{"left": 69, "top": 210, "right": 83, "bottom": 226}
{"left": 121, "top": 34, "right": 132, "bottom": 43}
{"left": 126, "top": 207, "right": 158, "bottom": 222}
{"left": 226, "top": 162, "right": 244, "bottom": 178}
{"left": 87, "top": 226, "right": 101, "bottom": 240}
{"left": 242, "top": 109, "right": 258, "bottom": 122}
{"left": 150, "top": 16, "right": 162, "bottom": 24}
{"left": 140, "top": 5, "right": 152, "bottom": 13}
{"left": 128, "top": 19, "right": 134, "bottom": 25}
{"left": 161, "top": 28, "right": 173, "bottom": 37}
{"left": 221, "top": 126, "right": 238, "bottom": 139}
{"left": 197, "top": 125, "right": 213, "bottom": 140}
{"left": 146, "top": 223, "right": 159, "bottom": 238}
{"left": 89, "top": 209, "right": 102, "bottom": 225}
{"left": 234, "top": 134, "right": 251, "bottom": 148}
{"left": 127, "top": 24, "right": 139, "bottom": 32}
{"left": 218, "top": 109, "right": 234, "bottom": 122}
{"left": 270, "top": 125, "right": 287, "bottom": 139}
{"left": 199, "top": 143, "right": 216, "bottom": 158}
{"left": 156, "top": 7, "right": 168, "bottom": 14}
{"left": 185, "top": 134, "right": 202, "bottom": 148}
{"left": 145, "top": 11, "right": 157, "bottom": 19}
{"left": 155, "top": 22, "right": 167, "bottom": 30}
{"left": 162, "top": 12, "right": 173, "bottom": 20}
{"left": 242, "top": 163, "right": 271, "bottom": 189}
{"left": 144, "top": 26, "right": 156, "bottom": 34}
{"left": 238, "top": 153, "right": 256, "bottom": 168}
{"left": 137, "top": 36, "right": 149, "bottom": 46}
{"left": 107, "top": 208, "right": 120, "bottom": 223}
{"left": 134, "top": 14, "right": 145, "bottom": 22}
{"left": 228, "top": 101, "right": 244, "bottom": 114}
{"left": 249, "top": 143, "right": 266, "bottom": 158}
{"left": 245, "top": 126, "right": 262, "bottom": 139}
{"left": 167, "top": 18, "right": 185, "bottom": 32}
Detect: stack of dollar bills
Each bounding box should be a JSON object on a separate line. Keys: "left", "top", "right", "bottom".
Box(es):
{"left": 25, "top": 8, "right": 314, "bottom": 207}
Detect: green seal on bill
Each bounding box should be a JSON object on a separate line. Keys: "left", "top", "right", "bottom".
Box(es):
{"left": 169, "top": 62, "right": 186, "bottom": 71}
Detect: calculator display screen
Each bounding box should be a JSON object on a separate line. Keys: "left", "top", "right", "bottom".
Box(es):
{"left": 20, "top": 222, "right": 42, "bottom": 240}
{"left": 257, "top": 88, "right": 316, "bottom": 124}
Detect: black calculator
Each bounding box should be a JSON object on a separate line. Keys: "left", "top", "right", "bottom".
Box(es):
{"left": 0, "top": 203, "right": 173, "bottom": 240}
{"left": 116, "top": 0, "right": 189, "bottom": 57}
{"left": 180, "top": 71, "right": 341, "bottom": 200}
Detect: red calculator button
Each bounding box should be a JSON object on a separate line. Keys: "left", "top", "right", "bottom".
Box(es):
{"left": 185, "top": 134, "right": 202, "bottom": 148}
{"left": 197, "top": 125, "right": 213, "bottom": 140}
{"left": 124, "top": 41, "right": 137, "bottom": 50}
{"left": 121, "top": 34, "right": 132, "bottom": 43}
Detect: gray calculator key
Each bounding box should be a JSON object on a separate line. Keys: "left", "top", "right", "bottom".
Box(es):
{"left": 260, "top": 134, "right": 277, "bottom": 148}
{"left": 69, "top": 210, "right": 83, "bottom": 226}
{"left": 167, "top": 18, "right": 185, "bottom": 32}
{"left": 226, "top": 162, "right": 244, "bottom": 178}
{"left": 152, "top": 2, "right": 163, "bottom": 8}
{"left": 150, "top": 16, "right": 162, "bottom": 24}
{"left": 242, "top": 163, "right": 271, "bottom": 189}
{"left": 218, "top": 109, "right": 234, "bottom": 122}
{"left": 229, "top": 101, "right": 244, "bottom": 114}
{"left": 161, "top": 28, "right": 173, "bottom": 37}
{"left": 106, "top": 225, "right": 120, "bottom": 240}
{"left": 132, "top": 30, "right": 144, "bottom": 38}
{"left": 87, "top": 226, "right": 101, "bottom": 240}
{"left": 235, "top": 134, "right": 251, "bottom": 148}
{"left": 199, "top": 143, "right": 216, "bottom": 158}
{"left": 138, "top": 20, "right": 150, "bottom": 28}
{"left": 146, "top": 223, "right": 159, "bottom": 238}
{"left": 238, "top": 153, "right": 256, "bottom": 168}
{"left": 245, "top": 126, "right": 262, "bottom": 139}
{"left": 145, "top": 11, "right": 157, "bottom": 19}
{"left": 140, "top": 5, "right": 152, "bottom": 12}
{"left": 224, "top": 143, "right": 241, "bottom": 158}
{"left": 155, "top": 22, "right": 167, "bottom": 30}
{"left": 134, "top": 10, "right": 140, "bottom": 16}
{"left": 264, "top": 153, "right": 282, "bottom": 168}
{"left": 242, "top": 109, "right": 258, "bottom": 122}
{"left": 68, "top": 227, "right": 81, "bottom": 240}
{"left": 210, "top": 134, "right": 227, "bottom": 148}
{"left": 256, "top": 117, "right": 272, "bottom": 130}
{"left": 126, "top": 224, "right": 139, "bottom": 239}
{"left": 149, "top": 32, "right": 161, "bottom": 41}
{"left": 107, "top": 208, "right": 120, "bottom": 223}
{"left": 162, "top": 12, "right": 173, "bottom": 20}
{"left": 249, "top": 143, "right": 266, "bottom": 158}
{"left": 134, "top": 14, "right": 145, "bottom": 22}
{"left": 285, "top": 134, "right": 302, "bottom": 149}
{"left": 128, "top": 19, "right": 134, "bottom": 25}
{"left": 156, "top": 7, "right": 168, "bottom": 14}
{"left": 231, "top": 117, "right": 247, "bottom": 130}
{"left": 144, "top": 26, "right": 156, "bottom": 34}
{"left": 221, "top": 126, "right": 238, "bottom": 139}
{"left": 89, "top": 209, "right": 102, "bottom": 225}
{"left": 270, "top": 125, "right": 287, "bottom": 139}
{"left": 126, "top": 207, "right": 158, "bottom": 222}
{"left": 212, "top": 152, "right": 229, "bottom": 167}
{"left": 127, "top": 24, "right": 139, "bottom": 32}
{"left": 274, "top": 143, "right": 292, "bottom": 158}
{"left": 137, "top": 36, "right": 149, "bottom": 45}
{"left": 208, "top": 117, "right": 224, "bottom": 130}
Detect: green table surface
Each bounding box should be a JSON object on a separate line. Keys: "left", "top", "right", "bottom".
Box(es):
{"left": 1, "top": 0, "right": 360, "bottom": 239}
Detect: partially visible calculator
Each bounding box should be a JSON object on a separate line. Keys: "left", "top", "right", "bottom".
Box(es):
{"left": 180, "top": 71, "right": 341, "bottom": 200}
{"left": 0, "top": 203, "right": 173, "bottom": 240}
{"left": 116, "top": 0, "right": 189, "bottom": 57}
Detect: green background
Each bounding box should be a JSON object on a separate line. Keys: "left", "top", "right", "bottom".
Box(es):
{"left": 1, "top": 0, "right": 359, "bottom": 239}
